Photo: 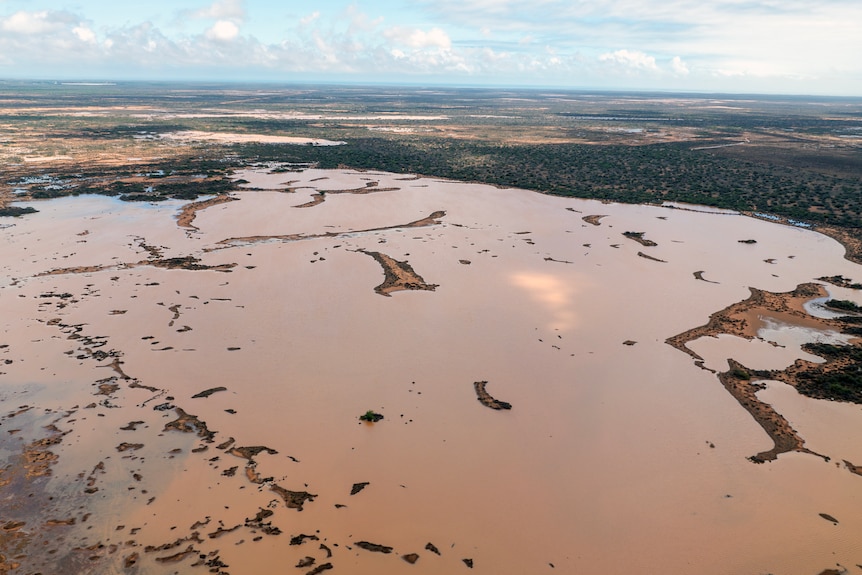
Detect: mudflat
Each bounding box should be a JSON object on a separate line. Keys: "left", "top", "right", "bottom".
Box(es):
{"left": 3, "top": 167, "right": 862, "bottom": 574}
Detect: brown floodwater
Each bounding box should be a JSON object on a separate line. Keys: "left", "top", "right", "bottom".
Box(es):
{"left": 2, "top": 168, "right": 862, "bottom": 574}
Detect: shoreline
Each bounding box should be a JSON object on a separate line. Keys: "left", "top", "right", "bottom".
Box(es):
{"left": 7, "top": 175, "right": 862, "bottom": 268}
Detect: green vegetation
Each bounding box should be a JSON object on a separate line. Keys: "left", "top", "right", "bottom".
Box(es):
{"left": 9, "top": 165, "right": 240, "bottom": 205}
{"left": 359, "top": 410, "right": 384, "bottom": 423}
{"left": 0, "top": 206, "right": 38, "bottom": 216}
{"left": 817, "top": 275, "right": 862, "bottom": 289}
{"left": 825, "top": 299, "right": 862, "bottom": 312}
{"left": 228, "top": 137, "right": 862, "bottom": 226}
{"left": 797, "top": 343, "right": 862, "bottom": 403}
{"left": 731, "top": 367, "right": 751, "bottom": 380}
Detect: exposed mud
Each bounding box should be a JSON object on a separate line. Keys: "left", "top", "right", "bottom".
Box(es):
{"left": 582, "top": 214, "right": 607, "bottom": 226}
{"left": 716, "top": 360, "right": 818, "bottom": 462}
{"left": 473, "top": 381, "right": 513, "bottom": 410}
{"left": 213, "top": 210, "right": 446, "bottom": 249}
{"left": 637, "top": 251, "right": 667, "bottom": 263}
{"left": 177, "top": 195, "right": 239, "bottom": 229}
{"left": 359, "top": 250, "right": 439, "bottom": 296}
{"left": 667, "top": 283, "right": 828, "bottom": 359}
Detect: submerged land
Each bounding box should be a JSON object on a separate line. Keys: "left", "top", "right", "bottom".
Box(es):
{"left": 1, "top": 82, "right": 862, "bottom": 574}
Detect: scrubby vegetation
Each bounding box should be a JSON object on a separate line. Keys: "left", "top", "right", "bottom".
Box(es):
{"left": 0, "top": 206, "right": 38, "bottom": 216}
{"left": 359, "top": 410, "right": 384, "bottom": 423}
{"left": 795, "top": 343, "right": 862, "bottom": 403}
{"left": 825, "top": 299, "right": 862, "bottom": 313}
{"left": 226, "top": 136, "right": 861, "bottom": 226}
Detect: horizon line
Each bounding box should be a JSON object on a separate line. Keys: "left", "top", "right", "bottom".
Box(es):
{"left": 2, "top": 77, "right": 862, "bottom": 101}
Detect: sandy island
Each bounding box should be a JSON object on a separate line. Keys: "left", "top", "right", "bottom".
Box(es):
{"left": 666, "top": 282, "right": 862, "bottom": 462}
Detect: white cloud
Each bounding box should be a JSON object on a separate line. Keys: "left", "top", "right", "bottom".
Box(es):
{"left": 0, "top": 0, "right": 858, "bottom": 94}
{"left": 1, "top": 10, "right": 71, "bottom": 34}
{"left": 383, "top": 27, "right": 451, "bottom": 50}
{"left": 408, "top": 0, "right": 862, "bottom": 91}
{"left": 73, "top": 25, "right": 96, "bottom": 44}
{"left": 299, "top": 11, "right": 320, "bottom": 26}
{"left": 343, "top": 6, "right": 383, "bottom": 34}
{"left": 598, "top": 49, "right": 658, "bottom": 72}
{"left": 481, "top": 47, "right": 508, "bottom": 63}
{"left": 670, "top": 56, "right": 689, "bottom": 75}
{"left": 206, "top": 20, "right": 239, "bottom": 41}
{"left": 312, "top": 31, "right": 340, "bottom": 66}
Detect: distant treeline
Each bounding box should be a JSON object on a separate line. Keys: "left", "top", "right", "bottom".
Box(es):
{"left": 231, "top": 138, "right": 862, "bottom": 228}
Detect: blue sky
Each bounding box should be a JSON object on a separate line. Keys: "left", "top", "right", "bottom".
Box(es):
{"left": 1, "top": 0, "right": 860, "bottom": 95}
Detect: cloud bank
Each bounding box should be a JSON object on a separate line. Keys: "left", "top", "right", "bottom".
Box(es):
{"left": 0, "top": 0, "right": 859, "bottom": 95}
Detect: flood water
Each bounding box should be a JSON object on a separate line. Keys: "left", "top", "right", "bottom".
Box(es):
{"left": 2, "top": 168, "right": 862, "bottom": 574}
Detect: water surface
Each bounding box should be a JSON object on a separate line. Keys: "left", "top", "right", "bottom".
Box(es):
{"left": 2, "top": 168, "right": 861, "bottom": 574}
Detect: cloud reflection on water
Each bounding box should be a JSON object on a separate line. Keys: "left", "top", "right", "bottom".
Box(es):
{"left": 510, "top": 271, "right": 579, "bottom": 331}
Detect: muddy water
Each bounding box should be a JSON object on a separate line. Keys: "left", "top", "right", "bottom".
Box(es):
{"left": 2, "top": 170, "right": 862, "bottom": 574}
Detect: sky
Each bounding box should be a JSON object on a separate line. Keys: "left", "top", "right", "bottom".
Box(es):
{"left": 0, "top": 0, "right": 860, "bottom": 95}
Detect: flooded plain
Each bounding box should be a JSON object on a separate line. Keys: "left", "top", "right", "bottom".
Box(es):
{"left": 2, "top": 168, "right": 862, "bottom": 574}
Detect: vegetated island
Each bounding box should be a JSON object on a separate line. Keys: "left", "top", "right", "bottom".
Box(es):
{"left": 817, "top": 275, "right": 862, "bottom": 290}
{"left": 622, "top": 231, "right": 658, "bottom": 247}
{"left": 667, "top": 282, "right": 862, "bottom": 465}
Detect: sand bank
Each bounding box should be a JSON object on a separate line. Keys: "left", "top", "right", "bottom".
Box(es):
{"left": 159, "top": 131, "right": 346, "bottom": 146}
